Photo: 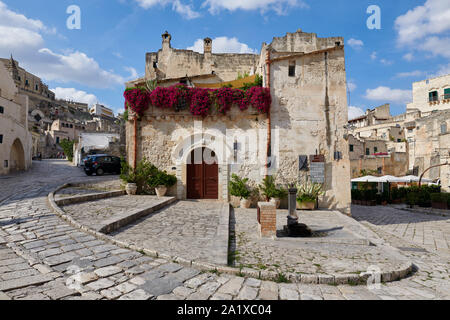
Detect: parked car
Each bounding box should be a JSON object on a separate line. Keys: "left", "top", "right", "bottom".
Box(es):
{"left": 82, "top": 154, "right": 107, "bottom": 167}
{"left": 84, "top": 155, "right": 121, "bottom": 176}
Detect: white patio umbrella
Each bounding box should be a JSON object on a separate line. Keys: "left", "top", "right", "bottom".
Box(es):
{"left": 400, "top": 175, "right": 433, "bottom": 183}
{"left": 351, "top": 175, "right": 378, "bottom": 183}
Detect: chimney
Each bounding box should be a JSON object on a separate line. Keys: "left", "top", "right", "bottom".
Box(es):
{"left": 204, "top": 37, "right": 212, "bottom": 54}
{"left": 162, "top": 31, "right": 171, "bottom": 51}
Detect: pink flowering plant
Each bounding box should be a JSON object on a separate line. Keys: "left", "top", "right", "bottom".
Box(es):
{"left": 123, "top": 87, "right": 150, "bottom": 116}
{"left": 123, "top": 82, "right": 271, "bottom": 117}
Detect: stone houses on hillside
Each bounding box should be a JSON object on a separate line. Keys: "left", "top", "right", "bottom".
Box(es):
{"left": 0, "top": 62, "right": 32, "bottom": 175}
{"left": 348, "top": 74, "right": 450, "bottom": 191}
{"left": 125, "top": 30, "right": 351, "bottom": 214}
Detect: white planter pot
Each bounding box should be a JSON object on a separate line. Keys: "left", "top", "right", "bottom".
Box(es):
{"left": 155, "top": 185, "right": 167, "bottom": 197}
{"left": 270, "top": 198, "right": 281, "bottom": 209}
{"left": 240, "top": 198, "right": 252, "bottom": 208}
{"left": 125, "top": 183, "right": 137, "bottom": 195}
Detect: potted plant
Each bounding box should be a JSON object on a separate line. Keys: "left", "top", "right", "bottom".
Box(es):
{"left": 258, "top": 176, "right": 286, "bottom": 209}
{"left": 120, "top": 161, "right": 138, "bottom": 195}
{"left": 296, "top": 182, "right": 324, "bottom": 210}
{"left": 228, "top": 174, "right": 252, "bottom": 208}
{"left": 149, "top": 170, "right": 177, "bottom": 197}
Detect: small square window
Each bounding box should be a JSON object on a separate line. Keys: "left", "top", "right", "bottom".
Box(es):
{"left": 374, "top": 147, "right": 378, "bottom": 153}
{"left": 0, "top": 134, "right": 3, "bottom": 143}
{"left": 349, "top": 144, "right": 354, "bottom": 152}
{"left": 4, "top": 160, "right": 8, "bottom": 168}
{"left": 366, "top": 148, "right": 370, "bottom": 155}
{"left": 0, "top": 106, "right": 4, "bottom": 114}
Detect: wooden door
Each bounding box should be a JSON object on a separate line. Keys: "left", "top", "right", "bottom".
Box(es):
{"left": 187, "top": 148, "right": 218, "bottom": 199}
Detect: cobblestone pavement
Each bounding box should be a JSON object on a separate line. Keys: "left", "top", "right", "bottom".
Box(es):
{"left": 111, "top": 201, "right": 224, "bottom": 265}
{"left": 54, "top": 181, "right": 122, "bottom": 201}
{"left": 0, "top": 161, "right": 449, "bottom": 300}
{"left": 61, "top": 195, "right": 173, "bottom": 232}
{"left": 352, "top": 205, "right": 450, "bottom": 253}
{"left": 232, "top": 208, "right": 406, "bottom": 276}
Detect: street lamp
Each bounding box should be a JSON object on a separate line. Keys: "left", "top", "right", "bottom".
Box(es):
{"left": 419, "top": 162, "right": 449, "bottom": 187}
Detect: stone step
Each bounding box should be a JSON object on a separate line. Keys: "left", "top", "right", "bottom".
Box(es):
{"left": 0, "top": 273, "right": 57, "bottom": 292}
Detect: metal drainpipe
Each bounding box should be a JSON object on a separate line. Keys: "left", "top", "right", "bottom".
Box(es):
{"left": 265, "top": 50, "right": 272, "bottom": 178}
{"left": 133, "top": 116, "right": 137, "bottom": 169}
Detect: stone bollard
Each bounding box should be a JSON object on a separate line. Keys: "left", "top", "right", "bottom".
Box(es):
{"left": 257, "top": 202, "right": 276, "bottom": 238}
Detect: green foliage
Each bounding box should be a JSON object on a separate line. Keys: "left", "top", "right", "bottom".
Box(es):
{"left": 359, "top": 169, "right": 378, "bottom": 177}
{"left": 236, "top": 71, "right": 250, "bottom": 80}
{"left": 241, "top": 74, "right": 263, "bottom": 91}
{"left": 148, "top": 170, "right": 177, "bottom": 188}
{"left": 228, "top": 174, "right": 252, "bottom": 200}
{"left": 120, "top": 159, "right": 158, "bottom": 194}
{"left": 145, "top": 79, "right": 158, "bottom": 93}
{"left": 123, "top": 109, "right": 129, "bottom": 121}
{"left": 258, "top": 176, "right": 286, "bottom": 201}
{"left": 59, "top": 139, "right": 74, "bottom": 162}
{"left": 296, "top": 182, "right": 324, "bottom": 203}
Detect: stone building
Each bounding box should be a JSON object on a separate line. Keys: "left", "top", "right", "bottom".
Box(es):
{"left": 348, "top": 134, "right": 409, "bottom": 178}
{"left": 407, "top": 74, "right": 450, "bottom": 114}
{"left": 0, "top": 62, "right": 32, "bottom": 175}
{"left": 348, "top": 74, "right": 450, "bottom": 190}
{"left": 125, "top": 30, "right": 351, "bottom": 214}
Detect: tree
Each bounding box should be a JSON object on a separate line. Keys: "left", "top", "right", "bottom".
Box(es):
{"left": 59, "top": 139, "right": 74, "bottom": 162}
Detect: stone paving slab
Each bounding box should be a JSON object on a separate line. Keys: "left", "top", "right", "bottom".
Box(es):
{"left": 111, "top": 201, "right": 227, "bottom": 265}
{"left": 61, "top": 195, "right": 175, "bottom": 233}
{"left": 231, "top": 208, "right": 409, "bottom": 279}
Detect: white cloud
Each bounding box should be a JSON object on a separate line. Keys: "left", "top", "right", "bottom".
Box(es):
{"left": 347, "top": 80, "right": 357, "bottom": 92}
{"left": 0, "top": 1, "right": 54, "bottom": 34}
{"left": 380, "top": 59, "right": 393, "bottom": 66}
{"left": 395, "top": 0, "right": 450, "bottom": 58}
{"left": 370, "top": 51, "right": 377, "bottom": 60}
{"left": 365, "top": 86, "right": 412, "bottom": 104}
{"left": 187, "top": 36, "right": 257, "bottom": 54}
{"left": 420, "top": 36, "right": 450, "bottom": 58}
{"left": 348, "top": 106, "right": 365, "bottom": 120}
{"left": 135, "top": 0, "right": 200, "bottom": 19}
{"left": 202, "top": 0, "right": 308, "bottom": 15}
{"left": 347, "top": 38, "right": 364, "bottom": 50}
{"left": 395, "top": 70, "right": 424, "bottom": 78}
{"left": 431, "top": 63, "right": 450, "bottom": 77}
{"left": 51, "top": 87, "right": 99, "bottom": 106}
{"left": 403, "top": 53, "right": 414, "bottom": 61}
{"left": 0, "top": 1, "right": 131, "bottom": 89}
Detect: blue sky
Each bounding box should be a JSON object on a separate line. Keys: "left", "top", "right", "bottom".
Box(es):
{"left": 0, "top": 0, "right": 449, "bottom": 118}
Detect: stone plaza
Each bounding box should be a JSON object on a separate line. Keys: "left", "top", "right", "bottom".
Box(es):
{"left": 0, "top": 160, "right": 449, "bottom": 300}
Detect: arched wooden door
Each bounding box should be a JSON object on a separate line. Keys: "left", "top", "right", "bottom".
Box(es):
{"left": 187, "top": 147, "right": 218, "bottom": 199}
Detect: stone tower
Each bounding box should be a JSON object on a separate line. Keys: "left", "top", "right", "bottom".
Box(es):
{"left": 162, "top": 31, "right": 172, "bottom": 51}
{"left": 203, "top": 37, "right": 212, "bottom": 54}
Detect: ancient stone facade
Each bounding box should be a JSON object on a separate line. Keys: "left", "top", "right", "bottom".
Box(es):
{"left": 126, "top": 30, "right": 351, "bottom": 214}
{"left": 407, "top": 74, "right": 450, "bottom": 113}
{"left": 0, "top": 62, "right": 32, "bottom": 174}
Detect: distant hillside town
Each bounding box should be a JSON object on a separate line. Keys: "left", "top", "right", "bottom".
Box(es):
{"left": 0, "top": 56, "right": 125, "bottom": 175}
{"left": 348, "top": 73, "right": 450, "bottom": 192}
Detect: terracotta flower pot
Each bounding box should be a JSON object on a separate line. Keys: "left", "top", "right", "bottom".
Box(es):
{"left": 125, "top": 183, "right": 137, "bottom": 195}
{"left": 155, "top": 185, "right": 167, "bottom": 197}
{"left": 270, "top": 198, "right": 281, "bottom": 209}
{"left": 240, "top": 198, "right": 252, "bottom": 209}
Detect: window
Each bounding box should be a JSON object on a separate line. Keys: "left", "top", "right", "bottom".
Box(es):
{"left": 429, "top": 91, "right": 438, "bottom": 102}
{"left": 374, "top": 147, "right": 378, "bottom": 153}
{"left": 35, "top": 84, "right": 39, "bottom": 91}
{"left": 366, "top": 148, "right": 370, "bottom": 155}
{"left": 288, "top": 61, "right": 296, "bottom": 77}
{"left": 56, "top": 137, "right": 60, "bottom": 144}
{"left": 4, "top": 160, "right": 8, "bottom": 168}
{"left": 441, "top": 122, "right": 447, "bottom": 134}
{"left": 0, "top": 134, "right": 3, "bottom": 143}
{"left": 25, "top": 79, "right": 29, "bottom": 86}
{"left": 377, "top": 167, "right": 382, "bottom": 174}
{"left": 445, "top": 88, "right": 450, "bottom": 99}
{"left": 0, "top": 106, "right": 4, "bottom": 114}
{"left": 70, "top": 124, "right": 73, "bottom": 128}
{"left": 349, "top": 144, "right": 354, "bottom": 152}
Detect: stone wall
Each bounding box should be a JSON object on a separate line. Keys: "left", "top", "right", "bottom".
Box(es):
{"left": 350, "top": 153, "right": 409, "bottom": 178}
{"left": 407, "top": 74, "right": 450, "bottom": 113}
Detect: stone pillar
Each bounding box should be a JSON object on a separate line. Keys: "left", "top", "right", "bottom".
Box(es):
{"left": 257, "top": 202, "right": 276, "bottom": 238}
